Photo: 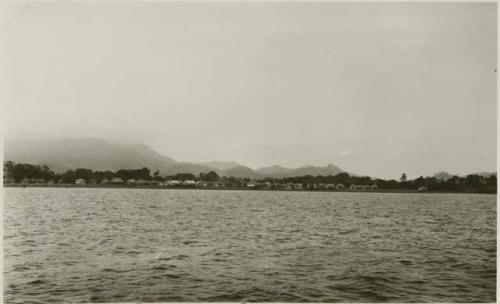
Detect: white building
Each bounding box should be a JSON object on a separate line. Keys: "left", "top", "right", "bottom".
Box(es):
{"left": 183, "top": 180, "right": 196, "bottom": 186}
{"left": 166, "top": 180, "right": 181, "bottom": 186}
{"left": 110, "top": 177, "right": 124, "bottom": 184}
{"left": 75, "top": 178, "right": 85, "bottom": 185}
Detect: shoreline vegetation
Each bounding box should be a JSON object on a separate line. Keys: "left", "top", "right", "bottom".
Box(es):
{"left": 3, "top": 161, "right": 497, "bottom": 194}
{"left": 4, "top": 184, "right": 496, "bottom": 195}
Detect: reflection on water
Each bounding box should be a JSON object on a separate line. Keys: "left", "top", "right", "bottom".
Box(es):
{"left": 4, "top": 188, "right": 496, "bottom": 303}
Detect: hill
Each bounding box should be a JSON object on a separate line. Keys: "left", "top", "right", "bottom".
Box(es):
{"left": 256, "top": 164, "right": 343, "bottom": 178}
{"left": 5, "top": 138, "right": 180, "bottom": 174}
{"left": 220, "top": 165, "right": 262, "bottom": 179}
{"left": 4, "top": 138, "right": 346, "bottom": 178}
{"left": 433, "top": 171, "right": 454, "bottom": 181}
{"left": 200, "top": 161, "right": 244, "bottom": 171}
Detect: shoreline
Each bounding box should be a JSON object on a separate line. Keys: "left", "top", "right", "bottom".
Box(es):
{"left": 3, "top": 184, "right": 496, "bottom": 195}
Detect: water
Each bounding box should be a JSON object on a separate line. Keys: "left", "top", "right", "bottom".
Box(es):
{"left": 3, "top": 188, "right": 496, "bottom": 303}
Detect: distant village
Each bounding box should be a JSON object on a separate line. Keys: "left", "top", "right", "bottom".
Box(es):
{"left": 6, "top": 175, "right": 376, "bottom": 192}
{"left": 3, "top": 161, "right": 497, "bottom": 194}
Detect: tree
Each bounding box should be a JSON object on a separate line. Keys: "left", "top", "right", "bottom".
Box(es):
{"left": 200, "top": 171, "right": 219, "bottom": 182}
{"left": 153, "top": 170, "right": 163, "bottom": 181}
{"left": 61, "top": 170, "right": 76, "bottom": 183}
{"left": 74, "top": 168, "right": 94, "bottom": 182}
{"left": 332, "top": 172, "right": 351, "bottom": 185}
{"left": 41, "top": 165, "right": 55, "bottom": 181}
{"left": 8, "top": 163, "right": 43, "bottom": 182}
{"left": 140, "top": 167, "right": 151, "bottom": 180}
{"left": 400, "top": 173, "right": 407, "bottom": 182}
{"left": 4, "top": 161, "right": 14, "bottom": 177}
{"left": 172, "top": 173, "right": 196, "bottom": 181}
{"left": 424, "top": 177, "right": 439, "bottom": 190}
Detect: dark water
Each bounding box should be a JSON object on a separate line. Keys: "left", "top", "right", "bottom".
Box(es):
{"left": 4, "top": 188, "right": 496, "bottom": 303}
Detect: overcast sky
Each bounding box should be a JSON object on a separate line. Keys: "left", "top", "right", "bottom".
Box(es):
{"left": 2, "top": 2, "right": 497, "bottom": 178}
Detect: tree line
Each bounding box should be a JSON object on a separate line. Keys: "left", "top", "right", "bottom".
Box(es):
{"left": 3, "top": 161, "right": 224, "bottom": 184}
{"left": 273, "top": 172, "right": 496, "bottom": 193}
{"left": 3, "top": 161, "right": 496, "bottom": 193}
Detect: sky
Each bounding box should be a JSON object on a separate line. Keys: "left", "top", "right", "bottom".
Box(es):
{"left": 2, "top": 2, "right": 497, "bottom": 179}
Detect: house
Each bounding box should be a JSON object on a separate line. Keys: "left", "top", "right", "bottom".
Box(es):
{"left": 213, "top": 182, "right": 225, "bottom": 188}
{"left": 326, "top": 183, "right": 335, "bottom": 189}
{"left": 246, "top": 182, "right": 256, "bottom": 188}
{"left": 75, "top": 179, "right": 85, "bottom": 185}
{"left": 166, "top": 180, "right": 181, "bottom": 186}
{"left": 350, "top": 184, "right": 365, "bottom": 190}
{"left": 126, "top": 179, "right": 137, "bottom": 185}
{"left": 100, "top": 178, "right": 111, "bottom": 184}
{"left": 418, "top": 186, "right": 428, "bottom": 192}
{"left": 294, "top": 183, "right": 303, "bottom": 190}
{"left": 183, "top": 180, "right": 196, "bottom": 187}
{"left": 370, "top": 184, "right": 378, "bottom": 190}
{"left": 110, "top": 177, "right": 124, "bottom": 184}
{"left": 336, "top": 183, "right": 345, "bottom": 190}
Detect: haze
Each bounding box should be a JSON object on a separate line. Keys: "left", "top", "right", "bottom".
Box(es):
{"left": 2, "top": 2, "right": 497, "bottom": 179}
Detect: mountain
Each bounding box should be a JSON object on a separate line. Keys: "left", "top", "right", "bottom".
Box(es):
{"left": 292, "top": 164, "right": 343, "bottom": 177}
{"left": 166, "top": 163, "right": 215, "bottom": 176}
{"left": 201, "top": 161, "right": 244, "bottom": 171}
{"left": 432, "top": 171, "right": 496, "bottom": 181}
{"left": 220, "top": 165, "right": 262, "bottom": 179}
{"left": 433, "top": 171, "right": 454, "bottom": 181}
{"left": 255, "top": 165, "right": 294, "bottom": 178}
{"left": 256, "top": 164, "right": 343, "bottom": 178}
{"left": 4, "top": 138, "right": 181, "bottom": 174}
{"left": 4, "top": 138, "right": 345, "bottom": 178}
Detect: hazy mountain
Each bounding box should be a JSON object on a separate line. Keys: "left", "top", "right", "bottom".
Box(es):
{"left": 3, "top": 139, "right": 493, "bottom": 180}
{"left": 256, "top": 164, "right": 343, "bottom": 178}
{"left": 256, "top": 165, "right": 295, "bottom": 178}
{"left": 292, "top": 164, "right": 343, "bottom": 177}
{"left": 433, "top": 171, "right": 454, "bottom": 181}
{"left": 201, "top": 161, "right": 244, "bottom": 171}
{"left": 432, "top": 171, "right": 496, "bottom": 181}
{"left": 4, "top": 138, "right": 345, "bottom": 178}
{"left": 5, "top": 138, "right": 178, "bottom": 173}
{"left": 220, "top": 166, "right": 262, "bottom": 179}
{"left": 166, "top": 162, "right": 216, "bottom": 176}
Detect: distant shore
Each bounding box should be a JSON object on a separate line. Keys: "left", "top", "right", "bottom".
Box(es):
{"left": 4, "top": 184, "right": 495, "bottom": 194}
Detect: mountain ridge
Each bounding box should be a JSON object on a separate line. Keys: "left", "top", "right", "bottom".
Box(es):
{"left": 4, "top": 138, "right": 348, "bottom": 178}
{"left": 5, "top": 138, "right": 495, "bottom": 179}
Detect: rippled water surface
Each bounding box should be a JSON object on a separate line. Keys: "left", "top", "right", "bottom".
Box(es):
{"left": 4, "top": 188, "right": 496, "bottom": 303}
